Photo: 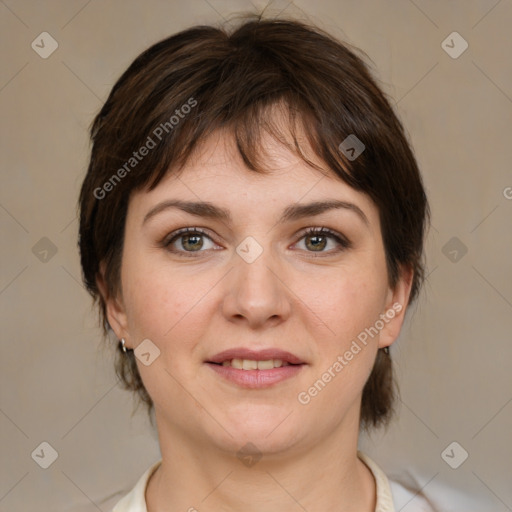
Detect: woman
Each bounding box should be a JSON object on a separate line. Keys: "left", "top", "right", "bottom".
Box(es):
{"left": 78, "top": 15, "right": 431, "bottom": 512}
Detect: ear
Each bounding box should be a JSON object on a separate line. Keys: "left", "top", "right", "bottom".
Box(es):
{"left": 378, "top": 265, "right": 414, "bottom": 350}
{"left": 96, "top": 261, "right": 130, "bottom": 347}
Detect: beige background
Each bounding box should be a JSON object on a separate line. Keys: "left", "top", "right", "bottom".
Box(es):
{"left": 1, "top": 0, "right": 511, "bottom": 510}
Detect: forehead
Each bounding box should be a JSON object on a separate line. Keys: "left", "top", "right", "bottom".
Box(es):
{"left": 130, "top": 123, "right": 379, "bottom": 230}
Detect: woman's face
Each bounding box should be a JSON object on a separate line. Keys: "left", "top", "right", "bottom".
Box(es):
{"left": 103, "top": 126, "right": 411, "bottom": 457}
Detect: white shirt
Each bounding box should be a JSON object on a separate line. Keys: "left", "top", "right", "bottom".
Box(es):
{"left": 111, "top": 450, "right": 436, "bottom": 512}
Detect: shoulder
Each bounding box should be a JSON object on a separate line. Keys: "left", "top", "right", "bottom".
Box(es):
{"left": 358, "top": 451, "right": 438, "bottom": 512}
{"left": 111, "top": 460, "right": 161, "bottom": 512}
{"left": 389, "top": 473, "right": 497, "bottom": 512}
{"left": 388, "top": 479, "right": 437, "bottom": 512}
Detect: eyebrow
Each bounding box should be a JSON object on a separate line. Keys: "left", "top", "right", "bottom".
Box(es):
{"left": 143, "top": 199, "right": 369, "bottom": 227}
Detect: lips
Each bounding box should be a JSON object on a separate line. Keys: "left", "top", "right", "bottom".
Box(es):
{"left": 207, "top": 348, "right": 305, "bottom": 365}
{"left": 206, "top": 347, "right": 306, "bottom": 388}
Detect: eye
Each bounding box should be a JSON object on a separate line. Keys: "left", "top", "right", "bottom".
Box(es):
{"left": 162, "top": 226, "right": 351, "bottom": 258}
{"left": 162, "top": 227, "right": 219, "bottom": 257}
{"left": 294, "top": 227, "right": 351, "bottom": 255}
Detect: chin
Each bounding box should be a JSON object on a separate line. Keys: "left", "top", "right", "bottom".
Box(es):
{"left": 221, "top": 433, "right": 301, "bottom": 460}
{"left": 211, "top": 411, "right": 303, "bottom": 455}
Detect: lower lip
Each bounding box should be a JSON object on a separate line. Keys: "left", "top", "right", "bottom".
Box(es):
{"left": 206, "top": 363, "right": 304, "bottom": 388}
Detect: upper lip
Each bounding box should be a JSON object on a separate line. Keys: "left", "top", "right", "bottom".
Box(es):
{"left": 207, "top": 348, "right": 305, "bottom": 365}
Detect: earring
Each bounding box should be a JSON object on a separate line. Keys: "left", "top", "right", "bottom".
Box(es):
{"left": 121, "top": 338, "right": 127, "bottom": 353}
{"left": 383, "top": 346, "right": 390, "bottom": 355}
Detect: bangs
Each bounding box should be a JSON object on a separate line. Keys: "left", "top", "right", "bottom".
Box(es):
{"left": 143, "top": 95, "right": 354, "bottom": 193}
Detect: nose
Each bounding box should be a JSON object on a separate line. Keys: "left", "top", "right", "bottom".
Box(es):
{"left": 221, "top": 242, "right": 292, "bottom": 329}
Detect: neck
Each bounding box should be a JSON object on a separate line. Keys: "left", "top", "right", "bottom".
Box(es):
{"left": 146, "top": 409, "right": 376, "bottom": 512}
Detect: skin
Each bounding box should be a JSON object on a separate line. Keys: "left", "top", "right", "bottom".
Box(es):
{"left": 98, "top": 119, "right": 413, "bottom": 512}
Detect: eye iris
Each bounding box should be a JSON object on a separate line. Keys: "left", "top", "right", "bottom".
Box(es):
{"left": 182, "top": 234, "right": 203, "bottom": 251}
{"left": 306, "top": 234, "right": 327, "bottom": 251}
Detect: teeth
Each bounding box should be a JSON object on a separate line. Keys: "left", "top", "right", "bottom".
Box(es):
{"left": 242, "top": 359, "right": 258, "bottom": 370}
{"left": 257, "top": 360, "right": 274, "bottom": 370}
{"left": 231, "top": 358, "right": 243, "bottom": 369}
{"left": 221, "top": 359, "right": 290, "bottom": 369}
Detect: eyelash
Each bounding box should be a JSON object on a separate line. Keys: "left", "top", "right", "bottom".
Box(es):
{"left": 161, "top": 226, "right": 351, "bottom": 258}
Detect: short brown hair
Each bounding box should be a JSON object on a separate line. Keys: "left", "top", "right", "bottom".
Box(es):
{"left": 78, "top": 15, "right": 430, "bottom": 432}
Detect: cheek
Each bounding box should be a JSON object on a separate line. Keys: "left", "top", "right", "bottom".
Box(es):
{"left": 121, "top": 253, "right": 213, "bottom": 347}
{"left": 302, "top": 262, "right": 388, "bottom": 348}
{"left": 120, "top": 254, "right": 207, "bottom": 396}
{"left": 120, "top": 250, "right": 177, "bottom": 338}
{"left": 301, "top": 269, "right": 386, "bottom": 413}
